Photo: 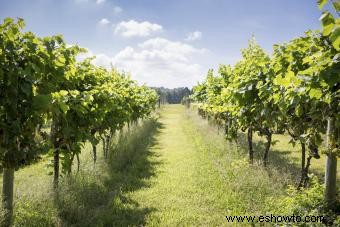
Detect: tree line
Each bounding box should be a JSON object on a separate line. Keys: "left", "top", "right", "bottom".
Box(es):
{"left": 152, "top": 87, "right": 191, "bottom": 104}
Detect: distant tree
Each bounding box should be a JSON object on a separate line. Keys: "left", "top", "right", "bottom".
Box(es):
{"left": 152, "top": 87, "right": 192, "bottom": 104}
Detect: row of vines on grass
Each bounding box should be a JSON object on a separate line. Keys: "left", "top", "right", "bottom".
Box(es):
{"left": 0, "top": 18, "right": 158, "bottom": 226}
{"left": 191, "top": 0, "right": 339, "bottom": 211}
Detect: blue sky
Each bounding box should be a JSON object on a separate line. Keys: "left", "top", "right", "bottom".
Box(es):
{"left": 0, "top": 0, "right": 322, "bottom": 88}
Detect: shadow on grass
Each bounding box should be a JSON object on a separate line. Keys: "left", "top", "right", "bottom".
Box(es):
{"left": 56, "top": 118, "right": 164, "bottom": 227}
{"left": 235, "top": 132, "right": 303, "bottom": 183}
{"left": 188, "top": 110, "right": 305, "bottom": 185}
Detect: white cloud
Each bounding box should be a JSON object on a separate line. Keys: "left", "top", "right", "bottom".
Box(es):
{"left": 114, "top": 20, "right": 163, "bottom": 38}
{"left": 185, "top": 31, "right": 202, "bottom": 41}
{"left": 96, "top": 0, "right": 105, "bottom": 4}
{"left": 80, "top": 38, "right": 207, "bottom": 88}
{"left": 113, "top": 6, "right": 123, "bottom": 14}
{"left": 98, "top": 18, "right": 110, "bottom": 26}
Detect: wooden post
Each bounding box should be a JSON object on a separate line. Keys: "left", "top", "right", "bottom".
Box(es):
{"left": 248, "top": 126, "right": 253, "bottom": 164}
{"left": 2, "top": 167, "right": 14, "bottom": 227}
{"left": 324, "top": 117, "right": 337, "bottom": 209}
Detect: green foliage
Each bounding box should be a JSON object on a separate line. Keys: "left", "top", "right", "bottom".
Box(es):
{"left": 13, "top": 198, "right": 56, "bottom": 227}
{"left": 266, "top": 176, "right": 340, "bottom": 225}
{"left": 191, "top": 0, "right": 340, "bottom": 220}
{"left": 0, "top": 18, "right": 50, "bottom": 168}
{"left": 0, "top": 16, "right": 158, "bottom": 225}
{"left": 318, "top": 0, "right": 329, "bottom": 10}
{"left": 334, "top": 0, "right": 340, "bottom": 11}
{"left": 267, "top": 176, "right": 324, "bottom": 215}
{"left": 319, "top": 0, "right": 340, "bottom": 50}
{"left": 192, "top": 21, "right": 339, "bottom": 158}
{"left": 0, "top": 17, "right": 158, "bottom": 173}
{"left": 320, "top": 12, "right": 335, "bottom": 36}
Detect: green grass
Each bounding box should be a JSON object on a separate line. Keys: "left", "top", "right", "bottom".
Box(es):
{"left": 199, "top": 106, "right": 339, "bottom": 185}
{"left": 0, "top": 105, "right": 338, "bottom": 226}
{"left": 127, "top": 105, "right": 293, "bottom": 226}
{"left": 0, "top": 116, "right": 163, "bottom": 226}
{"left": 128, "top": 105, "right": 234, "bottom": 225}
{"left": 265, "top": 132, "right": 340, "bottom": 183}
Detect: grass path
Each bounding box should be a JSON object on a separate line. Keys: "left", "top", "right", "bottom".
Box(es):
{"left": 128, "top": 105, "right": 231, "bottom": 226}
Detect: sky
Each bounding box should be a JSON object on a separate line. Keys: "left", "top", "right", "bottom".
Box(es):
{"left": 0, "top": 0, "right": 323, "bottom": 88}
